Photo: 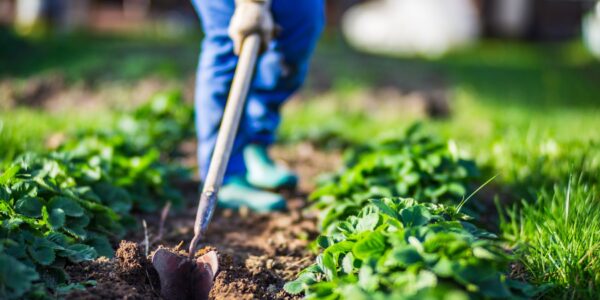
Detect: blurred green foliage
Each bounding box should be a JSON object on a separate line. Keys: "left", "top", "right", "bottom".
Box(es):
{"left": 0, "top": 110, "right": 115, "bottom": 167}
{"left": 310, "top": 125, "right": 479, "bottom": 232}
{"left": 0, "top": 27, "right": 199, "bottom": 83}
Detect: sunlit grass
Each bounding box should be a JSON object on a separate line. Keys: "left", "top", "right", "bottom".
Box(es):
{"left": 501, "top": 175, "right": 600, "bottom": 299}
{"left": 0, "top": 109, "right": 115, "bottom": 166}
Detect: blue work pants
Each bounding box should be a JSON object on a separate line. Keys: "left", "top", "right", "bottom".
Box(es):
{"left": 192, "top": 0, "right": 325, "bottom": 180}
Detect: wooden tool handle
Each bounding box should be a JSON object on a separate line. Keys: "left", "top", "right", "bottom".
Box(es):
{"left": 202, "top": 33, "right": 260, "bottom": 195}
{"left": 190, "top": 34, "right": 261, "bottom": 255}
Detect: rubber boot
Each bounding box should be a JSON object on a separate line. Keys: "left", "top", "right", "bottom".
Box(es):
{"left": 244, "top": 144, "right": 298, "bottom": 190}
{"left": 218, "top": 176, "right": 286, "bottom": 212}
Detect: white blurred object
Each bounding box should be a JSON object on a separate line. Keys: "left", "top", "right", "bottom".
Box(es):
{"left": 15, "top": 0, "right": 44, "bottom": 28}
{"left": 342, "top": 0, "right": 480, "bottom": 57}
{"left": 583, "top": 3, "right": 600, "bottom": 59}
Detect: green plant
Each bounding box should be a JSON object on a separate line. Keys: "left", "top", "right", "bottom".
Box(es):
{"left": 115, "top": 90, "right": 195, "bottom": 155}
{"left": 0, "top": 158, "right": 112, "bottom": 299}
{"left": 286, "top": 198, "right": 533, "bottom": 299}
{"left": 286, "top": 129, "right": 538, "bottom": 299}
{"left": 311, "top": 125, "right": 478, "bottom": 232}
{"left": 0, "top": 91, "right": 193, "bottom": 299}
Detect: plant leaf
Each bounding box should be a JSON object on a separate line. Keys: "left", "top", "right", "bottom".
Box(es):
{"left": 353, "top": 232, "right": 386, "bottom": 260}
{"left": 64, "top": 244, "right": 97, "bottom": 263}
{"left": 0, "top": 253, "right": 39, "bottom": 299}
{"left": 48, "top": 197, "right": 84, "bottom": 217}
{"left": 400, "top": 205, "right": 432, "bottom": 227}
{"left": 15, "top": 197, "right": 43, "bottom": 218}
{"left": 28, "top": 240, "right": 56, "bottom": 266}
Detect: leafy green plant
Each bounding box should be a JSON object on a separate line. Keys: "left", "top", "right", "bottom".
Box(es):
{"left": 0, "top": 91, "right": 193, "bottom": 299}
{"left": 115, "top": 90, "right": 195, "bottom": 155}
{"left": 57, "top": 135, "right": 186, "bottom": 213}
{"left": 311, "top": 124, "right": 478, "bottom": 232}
{"left": 286, "top": 198, "right": 532, "bottom": 299}
{"left": 0, "top": 158, "right": 112, "bottom": 299}
{"left": 287, "top": 129, "right": 537, "bottom": 299}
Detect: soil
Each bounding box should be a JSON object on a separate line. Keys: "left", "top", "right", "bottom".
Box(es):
{"left": 65, "top": 241, "right": 159, "bottom": 300}
{"left": 65, "top": 144, "right": 341, "bottom": 299}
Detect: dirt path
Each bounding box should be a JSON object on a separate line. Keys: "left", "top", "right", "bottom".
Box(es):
{"left": 66, "top": 144, "right": 341, "bottom": 300}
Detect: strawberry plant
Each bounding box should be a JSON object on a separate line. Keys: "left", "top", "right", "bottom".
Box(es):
{"left": 0, "top": 91, "right": 193, "bottom": 299}
{"left": 288, "top": 128, "right": 534, "bottom": 299}
{"left": 57, "top": 135, "right": 186, "bottom": 212}
{"left": 116, "top": 90, "right": 195, "bottom": 155}
{"left": 286, "top": 198, "right": 533, "bottom": 299}
{"left": 311, "top": 124, "right": 478, "bottom": 231}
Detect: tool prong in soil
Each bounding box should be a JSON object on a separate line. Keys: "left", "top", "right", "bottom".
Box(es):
{"left": 142, "top": 220, "right": 150, "bottom": 257}
{"left": 157, "top": 201, "right": 172, "bottom": 241}
{"left": 189, "top": 234, "right": 201, "bottom": 259}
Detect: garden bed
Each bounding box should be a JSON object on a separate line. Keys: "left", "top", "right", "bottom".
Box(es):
{"left": 63, "top": 145, "right": 341, "bottom": 299}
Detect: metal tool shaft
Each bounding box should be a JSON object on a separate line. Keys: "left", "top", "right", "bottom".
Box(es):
{"left": 189, "top": 34, "right": 261, "bottom": 258}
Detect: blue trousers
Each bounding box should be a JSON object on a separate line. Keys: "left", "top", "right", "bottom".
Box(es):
{"left": 192, "top": 0, "right": 325, "bottom": 181}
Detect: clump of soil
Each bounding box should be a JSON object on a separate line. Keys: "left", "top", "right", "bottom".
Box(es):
{"left": 196, "top": 246, "right": 219, "bottom": 258}
{"left": 115, "top": 241, "right": 149, "bottom": 283}
{"left": 150, "top": 243, "right": 217, "bottom": 260}
{"left": 66, "top": 241, "right": 159, "bottom": 299}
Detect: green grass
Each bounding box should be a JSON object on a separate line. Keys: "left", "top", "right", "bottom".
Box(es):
{"left": 501, "top": 175, "right": 600, "bottom": 299}
{"left": 0, "top": 109, "right": 115, "bottom": 165}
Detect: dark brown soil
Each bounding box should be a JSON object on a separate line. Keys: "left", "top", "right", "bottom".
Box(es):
{"left": 65, "top": 144, "right": 341, "bottom": 299}
{"left": 115, "top": 241, "right": 148, "bottom": 281}
{"left": 65, "top": 241, "right": 159, "bottom": 300}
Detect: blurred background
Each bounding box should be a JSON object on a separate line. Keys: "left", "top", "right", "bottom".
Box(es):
{"left": 1, "top": 0, "right": 599, "bottom": 169}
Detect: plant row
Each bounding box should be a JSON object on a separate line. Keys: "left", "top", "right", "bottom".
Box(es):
{"left": 286, "top": 125, "right": 534, "bottom": 299}
{"left": 0, "top": 92, "right": 194, "bottom": 299}
{"left": 311, "top": 124, "right": 479, "bottom": 232}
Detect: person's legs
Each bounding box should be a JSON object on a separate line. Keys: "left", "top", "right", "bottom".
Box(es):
{"left": 243, "top": 0, "right": 325, "bottom": 189}
{"left": 192, "top": 0, "right": 286, "bottom": 211}
{"left": 245, "top": 0, "right": 325, "bottom": 144}
{"left": 192, "top": 0, "right": 243, "bottom": 181}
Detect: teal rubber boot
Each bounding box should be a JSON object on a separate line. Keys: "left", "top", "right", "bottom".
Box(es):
{"left": 244, "top": 144, "right": 298, "bottom": 190}
{"left": 218, "top": 176, "right": 287, "bottom": 212}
